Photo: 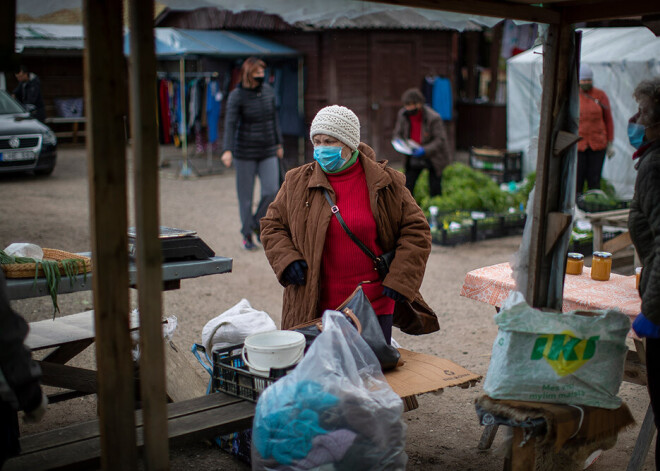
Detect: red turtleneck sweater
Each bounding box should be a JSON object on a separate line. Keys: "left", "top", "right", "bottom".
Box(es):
{"left": 318, "top": 160, "right": 394, "bottom": 316}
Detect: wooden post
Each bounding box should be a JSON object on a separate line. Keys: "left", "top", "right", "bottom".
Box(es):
{"left": 0, "top": 0, "right": 16, "bottom": 67}
{"left": 526, "top": 22, "right": 578, "bottom": 309}
{"left": 128, "top": 1, "right": 169, "bottom": 470}
{"left": 82, "top": 0, "right": 137, "bottom": 469}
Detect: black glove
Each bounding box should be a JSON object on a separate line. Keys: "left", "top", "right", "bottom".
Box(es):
{"left": 383, "top": 286, "right": 405, "bottom": 302}
{"left": 283, "top": 260, "right": 307, "bottom": 285}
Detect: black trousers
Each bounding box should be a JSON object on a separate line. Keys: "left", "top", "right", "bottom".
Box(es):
{"left": 576, "top": 148, "right": 606, "bottom": 194}
{"left": 646, "top": 337, "right": 660, "bottom": 470}
{"left": 377, "top": 314, "right": 393, "bottom": 345}
{"left": 405, "top": 163, "right": 442, "bottom": 197}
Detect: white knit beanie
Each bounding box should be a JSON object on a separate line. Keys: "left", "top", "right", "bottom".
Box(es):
{"left": 309, "top": 105, "right": 360, "bottom": 151}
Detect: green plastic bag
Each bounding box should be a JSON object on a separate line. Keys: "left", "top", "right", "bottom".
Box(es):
{"left": 483, "top": 292, "right": 630, "bottom": 409}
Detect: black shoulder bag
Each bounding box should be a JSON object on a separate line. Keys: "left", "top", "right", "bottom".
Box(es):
{"left": 322, "top": 189, "right": 394, "bottom": 279}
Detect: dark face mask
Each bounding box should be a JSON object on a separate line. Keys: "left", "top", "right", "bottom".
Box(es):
{"left": 580, "top": 83, "right": 592, "bottom": 92}
{"left": 253, "top": 76, "right": 265, "bottom": 86}
{"left": 404, "top": 108, "right": 419, "bottom": 117}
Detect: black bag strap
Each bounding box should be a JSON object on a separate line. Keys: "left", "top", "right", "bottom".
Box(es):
{"left": 323, "top": 189, "right": 379, "bottom": 262}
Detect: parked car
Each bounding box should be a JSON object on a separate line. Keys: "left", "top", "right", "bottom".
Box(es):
{"left": 0, "top": 90, "right": 57, "bottom": 175}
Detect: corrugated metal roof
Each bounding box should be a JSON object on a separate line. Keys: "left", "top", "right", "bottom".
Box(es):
{"left": 126, "top": 28, "right": 301, "bottom": 58}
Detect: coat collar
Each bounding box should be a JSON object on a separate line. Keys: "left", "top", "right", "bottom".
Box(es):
{"left": 307, "top": 143, "right": 392, "bottom": 191}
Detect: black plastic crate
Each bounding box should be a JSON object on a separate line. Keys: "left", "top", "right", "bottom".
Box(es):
{"left": 576, "top": 199, "right": 630, "bottom": 213}
{"left": 431, "top": 225, "right": 475, "bottom": 246}
{"left": 502, "top": 212, "right": 527, "bottom": 235}
{"left": 473, "top": 214, "right": 505, "bottom": 241}
{"left": 211, "top": 345, "right": 292, "bottom": 402}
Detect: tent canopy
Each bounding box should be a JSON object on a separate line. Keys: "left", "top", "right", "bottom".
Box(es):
{"left": 507, "top": 27, "right": 660, "bottom": 199}
{"left": 124, "top": 27, "right": 301, "bottom": 58}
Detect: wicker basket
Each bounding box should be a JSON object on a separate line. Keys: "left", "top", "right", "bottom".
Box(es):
{"left": 1, "top": 248, "right": 92, "bottom": 279}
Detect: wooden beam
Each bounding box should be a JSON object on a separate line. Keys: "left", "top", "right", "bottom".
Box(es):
{"left": 0, "top": 0, "right": 16, "bottom": 67}
{"left": 82, "top": 0, "right": 138, "bottom": 469}
{"left": 526, "top": 23, "right": 578, "bottom": 309}
{"left": 544, "top": 212, "right": 573, "bottom": 255}
{"left": 128, "top": 1, "right": 169, "bottom": 469}
{"left": 564, "top": 0, "right": 660, "bottom": 23}
{"left": 365, "top": 0, "right": 561, "bottom": 24}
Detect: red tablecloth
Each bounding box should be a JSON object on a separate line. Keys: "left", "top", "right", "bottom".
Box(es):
{"left": 460, "top": 262, "right": 640, "bottom": 322}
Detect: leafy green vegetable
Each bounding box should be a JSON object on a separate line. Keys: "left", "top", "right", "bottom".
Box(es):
{"left": 0, "top": 250, "right": 88, "bottom": 317}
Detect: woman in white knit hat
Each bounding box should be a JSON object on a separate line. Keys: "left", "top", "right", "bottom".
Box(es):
{"left": 261, "top": 105, "right": 437, "bottom": 342}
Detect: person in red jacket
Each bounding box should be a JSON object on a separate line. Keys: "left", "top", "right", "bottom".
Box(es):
{"left": 577, "top": 64, "right": 614, "bottom": 195}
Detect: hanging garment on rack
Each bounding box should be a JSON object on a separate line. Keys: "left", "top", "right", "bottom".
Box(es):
{"left": 206, "top": 78, "right": 222, "bottom": 145}
{"left": 159, "top": 79, "right": 172, "bottom": 144}
{"left": 422, "top": 76, "right": 435, "bottom": 107}
{"left": 432, "top": 77, "right": 453, "bottom": 121}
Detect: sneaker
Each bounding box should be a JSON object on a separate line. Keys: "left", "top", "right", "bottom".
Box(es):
{"left": 242, "top": 235, "right": 257, "bottom": 251}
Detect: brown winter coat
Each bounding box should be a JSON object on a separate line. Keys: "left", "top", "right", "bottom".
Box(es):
{"left": 392, "top": 104, "right": 451, "bottom": 175}
{"left": 261, "top": 143, "right": 432, "bottom": 330}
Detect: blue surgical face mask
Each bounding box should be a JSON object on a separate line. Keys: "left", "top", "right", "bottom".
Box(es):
{"left": 313, "top": 146, "right": 345, "bottom": 172}
{"left": 628, "top": 122, "right": 646, "bottom": 149}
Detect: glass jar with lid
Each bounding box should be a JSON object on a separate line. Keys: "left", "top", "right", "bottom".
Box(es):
{"left": 591, "top": 251, "right": 612, "bottom": 281}
{"left": 636, "top": 267, "right": 642, "bottom": 289}
{"left": 566, "top": 252, "right": 584, "bottom": 275}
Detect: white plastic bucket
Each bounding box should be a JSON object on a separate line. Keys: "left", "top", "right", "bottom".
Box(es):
{"left": 242, "top": 330, "right": 305, "bottom": 376}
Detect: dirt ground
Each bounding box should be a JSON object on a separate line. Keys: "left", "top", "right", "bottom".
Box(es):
{"left": 0, "top": 145, "right": 654, "bottom": 470}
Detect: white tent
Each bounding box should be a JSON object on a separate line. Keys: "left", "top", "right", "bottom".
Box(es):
{"left": 507, "top": 27, "right": 660, "bottom": 200}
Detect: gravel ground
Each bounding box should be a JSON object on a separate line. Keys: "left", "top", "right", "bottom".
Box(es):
{"left": 0, "top": 144, "right": 653, "bottom": 470}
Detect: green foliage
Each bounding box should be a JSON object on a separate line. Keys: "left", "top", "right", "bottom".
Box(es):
{"left": 414, "top": 162, "right": 531, "bottom": 215}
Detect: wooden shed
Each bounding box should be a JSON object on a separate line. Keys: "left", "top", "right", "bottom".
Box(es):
{"left": 156, "top": 7, "right": 462, "bottom": 163}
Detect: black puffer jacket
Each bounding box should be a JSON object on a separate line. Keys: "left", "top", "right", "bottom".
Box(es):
{"left": 222, "top": 83, "right": 282, "bottom": 161}
{"left": 629, "top": 139, "right": 660, "bottom": 323}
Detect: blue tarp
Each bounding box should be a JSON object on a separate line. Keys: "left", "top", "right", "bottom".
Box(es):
{"left": 124, "top": 28, "right": 300, "bottom": 58}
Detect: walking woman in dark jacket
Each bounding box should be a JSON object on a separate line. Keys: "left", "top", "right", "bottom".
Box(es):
{"left": 222, "top": 57, "right": 283, "bottom": 250}
{"left": 629, "top": 76, "right": 660, "bottom": 470}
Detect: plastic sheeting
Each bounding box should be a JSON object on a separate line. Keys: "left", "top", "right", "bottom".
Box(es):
{"left": 18, "top": 0, "right": 502, "bottom": 32}
{"left": 507, "top": 27, "right": 660, "bottom": 200}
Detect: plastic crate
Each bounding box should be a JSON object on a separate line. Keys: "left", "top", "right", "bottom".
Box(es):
{"left": 469, "top": 147, "right": 523, "bottom": 184}
{"left": 211, "top": 345, "right": 292, "bottom": 402}
{"left": 473, "top": 214, "right": 505, "bottom": 241}
{"left": 577, "top": 199, "right": 629, "bottom": 213}
{"left": 502, "top": 212, "right": 527, "bottom": 235}
{"left": 431, "top": 225, "right": 475, "bottom": 246}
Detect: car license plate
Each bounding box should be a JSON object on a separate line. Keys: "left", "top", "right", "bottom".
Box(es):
{"left": 0, "top": 151, "right": 35, "bottom": 162}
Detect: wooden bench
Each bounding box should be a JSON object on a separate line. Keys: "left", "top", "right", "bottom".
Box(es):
{"left": 3, "top": 392, "right": 255, "bottom": 471}
{"left": 44, "top": 117, "right": 86, "bottom": 144}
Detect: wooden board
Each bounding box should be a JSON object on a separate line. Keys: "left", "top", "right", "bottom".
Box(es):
{"left": 5, "top": 393, "right": 254, "bottom": 471}
{"left": 384, "top": 349, "right": 481, "bottom": 398}
{"left": 165, "top": 339, "right": 209, "bottom": 402}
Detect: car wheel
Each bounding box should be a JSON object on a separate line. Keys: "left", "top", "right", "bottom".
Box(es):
{"left": 34, "top": 165, "right": 55, "bottom": 176}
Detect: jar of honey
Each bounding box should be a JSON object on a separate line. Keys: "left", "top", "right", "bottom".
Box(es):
{"left": 636, "top": 267, "right": 642, "bottom": 289}
{"left": 591, "top": 251, "right": 612, "bottom": 281}
{"left": 566, "top": 252, "right": 584, "bottom": 275}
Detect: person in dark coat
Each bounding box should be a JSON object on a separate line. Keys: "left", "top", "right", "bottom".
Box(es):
{"left": 13, "top": 65, "right": 46, "bottom": 123}
{"left": 0, "top": 271, "right": 47, "bottom": 467}
{"left": 221, "top": 57, "right": 283, "bottom": 251}
{"left": 392, "top": 88, "right": 451, "bottom": 198}
{"left": 628, "top": 76, "right": 660, "bottom": 470}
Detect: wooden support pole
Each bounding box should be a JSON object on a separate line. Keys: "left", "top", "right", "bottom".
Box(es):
{"left": 82, "top": 0, "right": 137, "bottom": 469}
{"left": 526, "top": 22, "right": 578, "bottom": 309}
{"left": 0, "top": 0, "right": 16, "bottom": 67}
{"left": 128, "top": 1, "right": 169, "bottom": 470}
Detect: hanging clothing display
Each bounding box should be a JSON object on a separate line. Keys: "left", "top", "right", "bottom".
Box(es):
{"left": 421, "top": 76, "right": 453, "bottom": 121}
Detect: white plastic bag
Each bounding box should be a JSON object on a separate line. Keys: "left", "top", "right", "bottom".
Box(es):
{"left": 483, "top": 291, "right": 630, "bottom": 409}
{"left": 130, "top": 309, "right": 178, "bottom": 361}
{"left": 251, "top": 310, "right": 407, "bottom": 470}
{"left": 201, "top": 299, "right": 276, "bottom": 353}
{"left": 4, "top": 243, "right": 43, "bottom": 260}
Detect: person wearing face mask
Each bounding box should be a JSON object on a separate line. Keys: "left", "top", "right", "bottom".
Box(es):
{"left": 392, "top": 88, "right": 450, "bottom": 198}
{"left": 260, "top": 105, "right": 433, "bottom": 341}
{"left": 222, "top": 57, "right": 284, "bottom": 250}
{"left": 628, "top": 77, "right": 660, "bottom": 470}
{"left": 576, "top": 64, "right": 614, "bottom": 196}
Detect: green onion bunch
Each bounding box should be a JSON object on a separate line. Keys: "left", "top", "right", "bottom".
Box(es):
{"left": 0, "top": 250, "right": 88, "bottom": 317}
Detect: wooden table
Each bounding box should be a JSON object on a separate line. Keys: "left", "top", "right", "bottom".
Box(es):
{"left": 461, "top": 262, "right": 652, "bottom": 471}
{"left": 581, "top": 208, "right": 633, "bottom": 256}
{"left": 12, "top": 256, "right": 232, "bottom": 402}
